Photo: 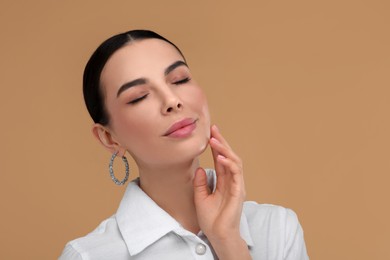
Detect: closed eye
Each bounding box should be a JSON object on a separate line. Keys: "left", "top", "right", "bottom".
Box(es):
{"left": 127, "top": 94, "right": 149, "bottom": 104}
{"left": 173, "top": 77, "right": 191, "bottom": 85}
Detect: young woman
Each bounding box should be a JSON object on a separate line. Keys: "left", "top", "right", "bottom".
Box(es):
{"left": 59, "top": 30, "right": 309, "bottom": 260}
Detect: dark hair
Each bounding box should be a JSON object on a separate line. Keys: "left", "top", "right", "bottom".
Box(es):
{"left": 83, "top": 30, "right": 185, "bottom": 125}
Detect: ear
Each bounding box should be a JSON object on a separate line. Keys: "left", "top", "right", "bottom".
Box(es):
{"left": 91, "top": 123, "right": 127, "bottom": 157}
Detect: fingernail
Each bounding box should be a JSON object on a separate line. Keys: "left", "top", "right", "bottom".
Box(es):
{"left": 213, "top": 125, "right": 219, "bottom": 131}
{"left": 217, "top": 154, "right": 226, "bottom": 160}
{"left": 210, "top": 137, "right": 219, "bottom": 144}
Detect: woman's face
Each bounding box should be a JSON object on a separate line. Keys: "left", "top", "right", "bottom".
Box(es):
{"left": 99, "top": 39, "right": 210, "bottom": 169}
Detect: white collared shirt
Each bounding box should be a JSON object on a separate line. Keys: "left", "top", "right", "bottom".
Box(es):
{"left": 59, "top": 170, "right": 309, "bottom": 260}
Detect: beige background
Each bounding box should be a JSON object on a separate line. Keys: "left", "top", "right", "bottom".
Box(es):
{"left": 1, "top": 0, "right": 389, "bottom": 259}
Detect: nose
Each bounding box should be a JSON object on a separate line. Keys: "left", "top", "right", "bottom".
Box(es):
{"left": 161, "top": 88, "right": 183, "bottom": 114}
{"left": 166, "top": 102, "right": 182, "bottom": 113}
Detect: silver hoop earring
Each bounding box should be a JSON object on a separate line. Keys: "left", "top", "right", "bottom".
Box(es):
{"left": 109, "top": 152, "right": 129, "bottom": 185}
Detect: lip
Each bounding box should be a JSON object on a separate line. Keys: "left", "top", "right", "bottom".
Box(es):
{"left": 164, "top": 118, "right": 197, "bottom": 138}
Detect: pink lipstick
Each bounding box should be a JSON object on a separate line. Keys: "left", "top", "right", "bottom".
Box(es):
{"left": 164, "top": 118, "right": 197, "bottom": 138}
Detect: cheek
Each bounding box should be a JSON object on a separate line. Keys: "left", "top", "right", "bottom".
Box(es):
{"left": 183, "top": 87, "right": 211, "bottom": 133}
{"left": 111, "top": 106, "right": 156, "bottom": 150}
{"left": 183, "top": 87, "right": 209, "bottom": 114}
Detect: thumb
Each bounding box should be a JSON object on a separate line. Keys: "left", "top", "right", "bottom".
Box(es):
{"left": 193, "top": 167, "right": 210, "bottom": 202}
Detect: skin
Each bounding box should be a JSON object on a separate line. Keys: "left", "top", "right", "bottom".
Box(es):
{"left": 92, "top": 39, "right": 251, "bottom": 259}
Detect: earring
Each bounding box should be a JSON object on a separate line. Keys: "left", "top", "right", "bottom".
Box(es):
{"left": 109, "top": 151, "right": 130, "bottom": 185}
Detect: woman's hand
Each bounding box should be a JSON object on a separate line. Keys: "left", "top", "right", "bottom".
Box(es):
{"left": 193, "top": 125, "right": 251, "bottom": 259}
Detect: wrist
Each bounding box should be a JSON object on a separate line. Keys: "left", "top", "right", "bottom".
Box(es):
{"left": 207, "top": 234, "right": 251, "bottom": 260}
{"left": 206, "top": 229, "right": 240, "bottom": 244}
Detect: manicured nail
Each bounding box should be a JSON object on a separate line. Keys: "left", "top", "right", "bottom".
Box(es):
{"left": 217, "top": 154, "right": 226, "bottom": 160}
{"left": 210, "top": 137, "right": 219, "bottom": 144}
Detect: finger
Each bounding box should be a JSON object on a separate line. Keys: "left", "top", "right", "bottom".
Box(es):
{"left": 217, "top": 155, "right": 243, "bottom": 177}
{"left": 210, "top": 125, "right": 232, "bottom": 150}
{"left": 193, "top": 167, "right": 211, "bottom": 202}
{"left": 210, "top": 125, "right": 241, "bottom": 164}
{"left": 216, "top": 155, "right": 245, "bottom": 197}
{"left": 211, "top": 138, "right": 225, "bottom": 177}
{"left": 210, "top": 139, "right": 231, "bottom": 196}
{"left": 210, "top": 137, "right": 241, "bottom": 165}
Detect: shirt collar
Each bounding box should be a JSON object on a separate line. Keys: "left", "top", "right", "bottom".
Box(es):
{"left": 116, "top": 178, "right": 180, "bottom": 255}
{"left": 116, "top": 169, "right": 253, "bottom": 256}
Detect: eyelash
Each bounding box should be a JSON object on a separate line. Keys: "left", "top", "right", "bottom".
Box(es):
{"left": 173, "top": 77, "right": 191, "bottom": 85}
{"left": 127, "top": 94, "right": 149, "bottom": 105}
{"left": 127, "top": 78, "right": 190, "bottom": 105}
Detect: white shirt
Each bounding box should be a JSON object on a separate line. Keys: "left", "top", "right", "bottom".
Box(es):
{"left": 59, "top": 169, "right": 309, "bottom": 260}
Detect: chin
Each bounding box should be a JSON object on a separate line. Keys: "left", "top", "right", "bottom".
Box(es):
{"left": 198, "top": 133, "right": 210, "bottom": 155}
{"left": 145, "top": 127, "right": 210, "bottom": 167}
{"left": 170, "top": 133, "right": 210, "bottom": 165}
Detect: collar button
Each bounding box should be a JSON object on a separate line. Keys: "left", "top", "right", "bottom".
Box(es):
{"left": 195, "top": 243, "right": 207, "bottom": 255}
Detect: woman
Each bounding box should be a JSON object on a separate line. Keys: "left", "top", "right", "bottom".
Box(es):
{"left": 59, "top": 30, "right": 309, "bottom": 260}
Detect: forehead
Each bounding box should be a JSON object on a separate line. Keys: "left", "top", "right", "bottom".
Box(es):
{"left": 100, "top": 39, "right": 184, "bottom": 89}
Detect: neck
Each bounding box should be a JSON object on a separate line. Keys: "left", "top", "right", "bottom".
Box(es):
{"left": 138, "top": 158, "right": 201, "bottom": 234}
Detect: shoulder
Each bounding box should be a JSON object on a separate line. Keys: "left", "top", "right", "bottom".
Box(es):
{"left": 243, "top": 202, "right": 309, "bottom": 259}
{"left": 58, "top": 215, "right": 128, "bottom": 260}
{"left": 243, "top": 202, "right": 301, "bottom": 241}
{"left": 243, "top": 201, "right": 300, "bottom": 227}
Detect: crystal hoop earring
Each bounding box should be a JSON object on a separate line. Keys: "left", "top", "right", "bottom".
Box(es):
{"left": 109, "top": 152, "right": 130, "bottom": 185}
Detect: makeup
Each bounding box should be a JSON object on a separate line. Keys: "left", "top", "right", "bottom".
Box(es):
{"left": 164, "top": 118, "right": 197, "bottom": 138}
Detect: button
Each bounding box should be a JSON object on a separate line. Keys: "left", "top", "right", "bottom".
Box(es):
{"left": 195, "top": 243, "right": 207, "bottom": 255}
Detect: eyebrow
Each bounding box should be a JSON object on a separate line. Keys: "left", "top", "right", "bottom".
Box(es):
{"left": 116, "top": 60, "right": 189, "bottom": 98}
{"left": 116, "top": 78, "right": 147, "bottom": 98}
{"left": 164, "top": 60, "right": 188, "bottom": 76}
